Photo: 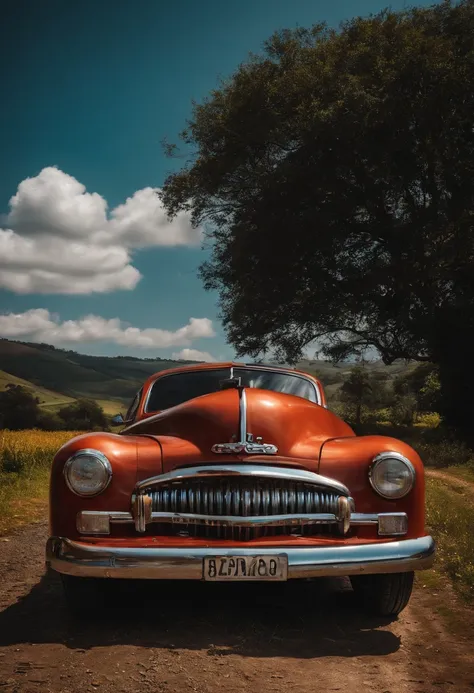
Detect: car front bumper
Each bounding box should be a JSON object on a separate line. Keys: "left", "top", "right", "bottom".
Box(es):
{"left": 46, "top": 535, "right": 435, "bottom": 580}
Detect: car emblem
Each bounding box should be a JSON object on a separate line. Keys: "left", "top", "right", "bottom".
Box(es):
{"left": 212, "top": 436, "right": 278, "bottom": 455}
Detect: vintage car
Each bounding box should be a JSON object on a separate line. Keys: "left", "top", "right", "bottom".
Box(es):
{"left": 46, "top": 362, "right": 435, "bottom": 616}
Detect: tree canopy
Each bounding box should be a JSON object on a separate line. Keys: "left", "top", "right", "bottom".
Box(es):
{"left": 0, "top": 385, "right": 41, "bottom": 430}
{"left": 160, "top": 0, "right": 474, "bottom": 439}
{"left": 57, "top": 399, "right": 108, "bottom": 431}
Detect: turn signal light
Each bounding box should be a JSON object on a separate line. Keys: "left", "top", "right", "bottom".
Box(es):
{"left": 378, "top": 512, "right": 408, "bottom": 536}
{"left": 76, "top": 511, "right": 110, "bottom": 535}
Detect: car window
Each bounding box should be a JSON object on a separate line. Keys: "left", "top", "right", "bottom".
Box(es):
{"left": 125, "top": 388, "right": 142, "bottom": 422}
{"left": 145, "top": 368, "right": 317, "bottom": 413}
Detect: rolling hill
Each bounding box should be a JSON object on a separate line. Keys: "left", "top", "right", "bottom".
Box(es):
{"left": 0, "top": 339, "right": 202, "bottom": 411}
{"left": 0, "top": 338, "right": 417, "bottom": 412}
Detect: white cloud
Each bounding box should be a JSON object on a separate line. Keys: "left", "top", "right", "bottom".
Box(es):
{"left": 172, "top": 348, "right": 217, "bottom": 363}
{"left": 0, "top": 166, "right": 201, "bottom": 294}
{"left": 0, "top": 309, "right": 215, "bottom": 349}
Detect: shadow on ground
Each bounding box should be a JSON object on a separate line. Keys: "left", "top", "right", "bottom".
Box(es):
{"left": 0, "top": 571, "right": 401, "bottom": 658}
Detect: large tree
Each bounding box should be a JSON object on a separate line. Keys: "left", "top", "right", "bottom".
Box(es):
{"left": 160, "top": 0, "right": 474, "bottom": 439}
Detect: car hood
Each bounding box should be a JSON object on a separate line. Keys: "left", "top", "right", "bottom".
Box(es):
{"left": 125, "top": 387, "right": 354, "bottom": 474}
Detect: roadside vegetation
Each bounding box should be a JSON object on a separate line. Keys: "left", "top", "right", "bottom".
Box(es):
{"left": 0, "top": 430, "right": 80, "bottom": 535}
{"left": 425, "top": 477, "right": 474, "bottom": 602}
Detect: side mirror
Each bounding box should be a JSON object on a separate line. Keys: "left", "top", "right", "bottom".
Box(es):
{"left": 111, "top": 413, "right": 125, "bottom": 426}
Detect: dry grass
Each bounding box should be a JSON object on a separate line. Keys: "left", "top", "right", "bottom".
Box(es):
{"left": 439, "top": 465, "right": 474, "bottom": 485}
{"left": 0, "top": 429, "right": 80, "bottom": 535}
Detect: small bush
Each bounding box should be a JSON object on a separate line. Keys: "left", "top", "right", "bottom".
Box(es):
{"left": 375, "top": 407, "right": 391, "bottom": 423}
{"left": 416, "top": 440, "right": 474, "bottom": 468}
{"left": 1, "top": 449, "right": 26, "bottom": 474}
{"left": 389, "top": 394, "right": 418, "bottom": 426}
{"left": 414, "top": 412, "right": 441, "bottom": 428}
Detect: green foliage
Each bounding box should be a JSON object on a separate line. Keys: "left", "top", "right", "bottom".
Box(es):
{"left": 417, "top": 439, "right": 474, "bottom": 468}
{"left": 160, "top": 0, "right": 474, "bottom": 442}
{"left": 339, "top": 365, "right": 392, "bottom": 424}
{"left": 389, "top": 393, "right": 418, "bottom": 427}
{"left": 0, "top": 380, "right": 108, "bottom": 432}
{"left": 57, "top": 398, "right": 109, "bottom": 431}
{"left": 393, "top": 362, "right": 441, "bottom": 413}
{"left": 420, "top": 370, "right": 442, "bottom": 413}
{"left": 415, "top": 411, "right": 441, "bottom": 428}
{"left": 0, "top": 384, "right": 41, "bottom": 430}
{"left": 36, "top": 409, "right": 65, "bottom": 431}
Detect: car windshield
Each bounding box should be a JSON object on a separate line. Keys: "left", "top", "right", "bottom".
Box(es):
{"left": 145, "top": 367, "right": 317, "bottom": 413}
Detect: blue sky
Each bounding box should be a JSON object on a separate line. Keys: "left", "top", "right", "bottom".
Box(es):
{"left": 0, "top": 0, "right": 437, "bottom": 361}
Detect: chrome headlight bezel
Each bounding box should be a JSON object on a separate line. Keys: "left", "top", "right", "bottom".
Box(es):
{"left": 63, "top": 449, "right": 112, "bottom": 497}
{"left": 369, "top": 451, "right": 416, "bottom": 500}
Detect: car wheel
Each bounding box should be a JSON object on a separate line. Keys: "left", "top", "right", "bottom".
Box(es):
{"left": 61, "top": 574, "right": 106, "bottom": 616}
{"left": 350, "top": 571, "right": 414, "bottom": 617}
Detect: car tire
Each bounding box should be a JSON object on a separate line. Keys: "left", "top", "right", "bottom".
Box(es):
{"left": 350, "top": 571, "right": 414, "bottom": 617}
{"left": 61, "top": 574, "right": 106, "bottom": 616}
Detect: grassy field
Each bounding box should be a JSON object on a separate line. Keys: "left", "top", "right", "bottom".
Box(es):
{"left": 0, "top": 367, "right": 126, "bottom": 418}
{"left": 425, "top": 471, "right": 474, "bottom": 602}
{"left": 0, "top": 430, "right": 80, "bottom": 535}
{"left": 0, "top": 369, "right": 75, "bottom": 408}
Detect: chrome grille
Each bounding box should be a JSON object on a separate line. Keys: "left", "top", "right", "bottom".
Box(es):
{"left": 145, "top": 479, "right": 343, "bottom": 540}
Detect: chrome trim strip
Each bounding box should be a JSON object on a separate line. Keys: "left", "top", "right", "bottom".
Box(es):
{"left": 46, "top": 535, "right": 435, "bottom": 580}
{"left": 135, "top": 465, "right": 351, "bottom": 497}
{"left": 239, "top": 386, "right": 247, "bottom": 442}
{"left": 150, "top": 512, "right": 339, "bottom": 526}
{"left": 351, "top": 513, "right": 379, "bottom": 525}
{"left": 76, "top": 509, "right": 407, "bottom": 534}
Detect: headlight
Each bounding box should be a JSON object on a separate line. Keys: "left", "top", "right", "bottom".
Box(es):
{"left": 64, "top": 449, "right": 112, "bottom": 497}
{"left": 369, "top": 452, "right": 415, "bottom": 499}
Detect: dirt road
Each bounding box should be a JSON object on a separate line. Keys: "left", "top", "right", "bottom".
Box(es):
{"left": 426, "top": 469, "right": 474, "bottom": 496}
{"left": 0, "top": 521, "right": 473, "bottom": 693}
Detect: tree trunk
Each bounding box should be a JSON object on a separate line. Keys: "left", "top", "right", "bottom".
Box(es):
{"left": 356, "top": 401, "right": 362, "bottom": 426}
{"left": 433, "top": 307, "right": 474, "bottom": 446}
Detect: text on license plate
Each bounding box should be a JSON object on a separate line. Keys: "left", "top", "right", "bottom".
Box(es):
{"left": 203, "top": 555, "right": 288, "bottom": 581}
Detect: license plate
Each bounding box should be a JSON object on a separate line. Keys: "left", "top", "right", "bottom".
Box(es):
{"left": 203, "top": 555, "right": 288, "bottom": 581}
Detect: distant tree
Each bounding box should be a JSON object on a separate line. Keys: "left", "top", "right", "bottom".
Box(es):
{"left": 393, "top": 363, "right": 441, "bottom": 413}
{"left": 36, "top": 409, "right": 65, "bottom": 431}
{"left": 58, "top": 399, "right": 108, "bottom": 431}
{"left": 340, "top": 366, "right": 390, "bottom": 425}
{"left": 390, "top": 393, "right": 418, "bottom": 427}
{"left": 0, "top": 384, "right": 40, "bottom": 430}
{"left": 419, "top": 369, "right": 441, "bottom": 413}
{"left": 160, "top": 0, "right": 474, "bottom": 443}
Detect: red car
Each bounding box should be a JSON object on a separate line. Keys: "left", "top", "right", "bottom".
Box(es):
{"left": 46, "top": 362, "right": 435, "bottom": 616}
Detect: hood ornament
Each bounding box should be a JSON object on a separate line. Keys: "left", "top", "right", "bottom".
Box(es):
{"left": 212, "top": 438, "right": 278, "bottom": 455}
{"left": 212, "top": 385, "right": 278, "bottom": 455}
